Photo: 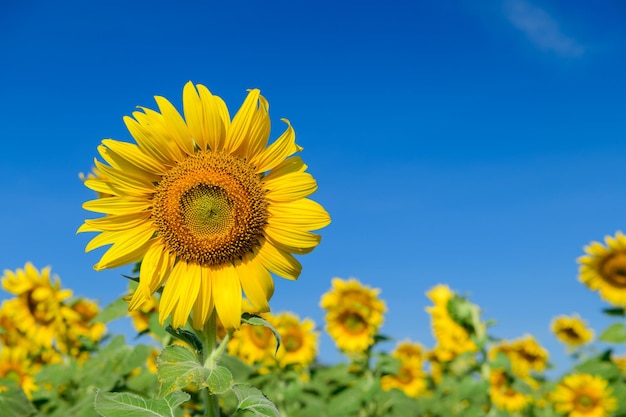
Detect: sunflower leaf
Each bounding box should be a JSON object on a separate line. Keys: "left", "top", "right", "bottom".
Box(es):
{"left": 599, "top": 322, "right": 626, "bottom": 343}
{"left": 231, "top": 383, "right": 279, "bottom": 417}
{"left": 0, "top": 379, "right": 37, "bottom": 417}
{"left": 93, "top": 297, "right": 130, "bottom": 324}
{"left": 241, "top": 313, "right": 281, "bottom": 355}
{"left": 94, "top": 389, "right": 190, "bottom": 417}
{"left": 602, "top": 307, "right": 626, "bottom": 317}
{"left": 157, "top": 345, "right": 233, "bottom": 395}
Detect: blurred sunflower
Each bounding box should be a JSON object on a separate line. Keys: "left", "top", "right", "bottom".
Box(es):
{"left": 228, "top": 313, "right": 277, "bottom": 366}
{"left": 578, "top": 231, "right": 626, "bottom": 307}
{"left": 274, "top": 312, "right": 318, "bottom": 368}
{"left": 491, "top": 335, "right": 548, "bottom": 379}
{"left": 79, "top": 82, "right": 330, "bottom": 331}
{"left": 381, "top": 357, "right": 427, "bottom": 398}
{"left": 551, "top": 374, "right": 616, "bottom": 417}
{"left": 551, "top": 315, "right": 594, "bottom": 348}
{"left": 489, "top": 370, "right": 531, "bottom": 413}
{"left": 1, "top": 263, "right": 75, "bottom": 348}
{"left": 382, "top": 341, "right": 427, "bottom": 398}
{"left": 0, "top": 347, "right": 38, "bottom": 399}
{"left": 425, "top": 285, "right": 476, "bottom": 359}
{"left": 320, "top": 278, "right": 386, "bottom": 354}
{"left": 128, "top": 290, "right": 159, "bottom": 336}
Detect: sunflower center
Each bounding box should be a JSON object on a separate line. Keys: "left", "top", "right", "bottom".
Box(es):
{"left": 561, "top": 327, "right": 581, "bottom": 342}
{"left": 576, "top": 394, "right": 596, "bottom": 410}
{"left": 600, "top": 252, "right": 626, "bottom": 287}
{"left": 341, "top": 311, "right": 368, "bottom": 334}
{"left": 284, "top": 331, "right": 303, "bottom": 352}
{"left": 249, "top": 325, "right": 273, "bottom": 349}
{"left": 153, "top": 151, "right": 268, "bottom": 266}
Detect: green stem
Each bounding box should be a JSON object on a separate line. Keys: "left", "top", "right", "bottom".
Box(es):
{"left": 200, "top": 311, "right": 220, "bottom": 417}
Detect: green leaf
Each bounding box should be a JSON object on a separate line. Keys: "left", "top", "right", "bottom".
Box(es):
{"left": 157, "top": 345, "right": 233, "bottom": 395}
{"left": 165, "top": 326, "right": 203, "bottom": 354}
{"left": 602, "top": 307, "right": 626, "bottom": 317}
{"left": 94, "top": 389, "right": 190, "bottom": 417}
{"left": 0, "top": 379, "right": 37, "bottom": 417}
{"left": 241, "top": 313, "right": 281, "bottom": 355}
{"left": 94, "top": 298, "right": 130, "bottom": 324}
{"left": 599, "top": 322, "right": 626, "bottom": 343}
{"left": 231, "top": 384, "right": 279, "bottom": 417}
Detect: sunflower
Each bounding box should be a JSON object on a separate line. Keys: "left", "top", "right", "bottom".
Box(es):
{"left": 320, "top": 278, "right": 386, "bottom": 354}
{"left": 0, "top": 347, "right": 38, "bottom": 399}
{"left": 489, "top": 370, "right": 531, "bottom": 413}
{"left": 381, "top": 357, "right": 427, "bottom": 398}
{"left": 490, "top": 335, "right": 548, "bottom": 381}
{"left": 381, "top": 341, "right": 427, "bottom": 398}
{"left": 551, "top": 314, "right": 594, "bottom": 348}
{"left": 551, "top": 374, "right": 617, "bottom": 417}
{"left": 274, "top": 312, "right": 318, "bottom": 368}
{"left": 1, "top": 263, "right": 75, "bottom": 348}
{"left": 79, "top": 82, "right": 330, "bottom": 331}
{"left": 425, "top": 285, "right": 476, "bottom": 359}
{"left": 578, "top": 231, "right": 626, "bottom": 306}
{"left": 228, "top": 317, "right": 277, "bottom": 367}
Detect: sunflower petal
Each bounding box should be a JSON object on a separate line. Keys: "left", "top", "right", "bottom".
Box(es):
{"left": 256, "top": 240, "right": 302, "bottom": 280}
{"left": 211, "top": 263, "right": 242, "bottom": 330}
{"left": 192, "top": 265, "right": 214, "bottom": 329}
{"left": 252, "top": 119, "right": 301, "bottom": 173}
{"left": 235, "top": 256, "right": 274, "bottom": 313}
{"left": 264, "top": 171, "right": 318, "bottom": 202}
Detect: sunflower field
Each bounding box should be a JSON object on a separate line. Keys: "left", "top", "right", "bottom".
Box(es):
{"left": 2, "top": 83, "right": 626, "bottom": 417}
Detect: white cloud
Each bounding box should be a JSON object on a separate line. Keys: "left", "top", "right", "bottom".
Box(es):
{"left": 504, "top": 0, "right": 585, "bottom": 57}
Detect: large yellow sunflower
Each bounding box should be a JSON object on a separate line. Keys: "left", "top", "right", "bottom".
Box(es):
{"left": 80, "top": 82, "right": 330, "bottom": 330}
{"left": 551, "top": 314, "right": 594, "bottom": 348}
{"left": 578, "top": 231, "right": 626, "bottom": 306}
{"left": 320, "top": 278, "right": 386, "bottom": 354}
{"left": 551, "top": 374, "right": 617, "bottom": 417}
{"left": 1, "top": 263, "right": 76, "bottom": 348}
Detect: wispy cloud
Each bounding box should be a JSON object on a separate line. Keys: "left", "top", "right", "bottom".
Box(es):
{"left": 504, "top": 0, "right": 585, "bottom": 57}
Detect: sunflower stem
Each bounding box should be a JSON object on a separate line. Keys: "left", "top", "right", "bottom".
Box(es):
{"left": 200, "top": 311, "right": 220, "bottom": 417}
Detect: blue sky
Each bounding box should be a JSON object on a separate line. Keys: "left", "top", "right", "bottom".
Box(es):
{"left": 2, "top": 0, "right": 626, "bottom": 373}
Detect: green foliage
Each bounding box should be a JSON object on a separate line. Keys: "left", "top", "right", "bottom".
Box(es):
{"left": 157, "top": 345, "right": 233, "bottom": 395}
{"left": 93, "top": 390, "right": 190, "bottom": 417}
{"left": 599, "top": 322, "right": 626, "bottom": 343}
{"left": 0, "top": 379, "right": 37, "bottom": 417}
{"left": 241, "top": 313, "right": 281, "bottom": 354}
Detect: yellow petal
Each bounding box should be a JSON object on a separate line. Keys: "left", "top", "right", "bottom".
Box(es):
{"left": 182, "top": 82, "right": 206, "bottom": 149}
{"left": 256, "top": 239, "right": 302, "bottom": 280}
{"left": 97, "top": 143, "right": 161, "bottom": 182}
{"left": 197, "top": 84, "right": 230, "bottom": 152}
{"left": 170, "top": 262, "right": 201, "bottom": 329}
{"left": 124, "top": 115, "right": 176, "bottom": 167}
{"left": 192, "top": 265, "right": 214, "bottom": 329}
{"left": 134, "top": 108, "right": 186, "bottom": 162}
{"left": 154, "top": 95, "right": 195, "bottom": 156}
{"left": 84, "top": 178, "right": 120, "bottom": 196}
{"left": 268, "top": 198, "right": 331, "bottom": 231}
{"left": 225, "top": 89, "right": 266, "bottom": 156}
{"left": 251, "top": 119, "right": 301, "bottom": 173}
{"left": 101, "top": 139, "right": 167, "bottom": 176}
{"left": 82, "top": 197, "right": 151, "bottom": 215}
{"left": 94, "top": 224, "right": 156, "bottom": 270}
{"left": 82, "top": 212, "right": 151, "bottom": 231}
{"left": 211, "top": 263, "right": 242, "bottom": 330}
{"left": 140, "top": 240, "right": 174, "bottom": 293}
{"left": 264, "top": 224, "right": 321, "bottom": 251}
{"left": 264, "top": 171, "right": 318, "bottom": 202}
{"left": 235, "top": 256, "right": 274, "bottom": 313}
{"left": 94, "top": 159, "right": 155, "bottom": 196}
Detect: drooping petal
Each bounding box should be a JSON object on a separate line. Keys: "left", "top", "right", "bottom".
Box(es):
{"left": 82, "top": 212, "right": 152, "bottom": 232}
{"left": 101, "top": 139, "right": 167, "bottom": 176}
{"left": 139, "top": 240, "right": 174, "bottom": 294}
{"left": 191, "top": 265, "right": 214, "bottom": 329}
{"left": 93, "top": 223, "right": 156, "bottom": 270}
{"left": 211, "top": 263, "right": 242, "bottom": 330}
